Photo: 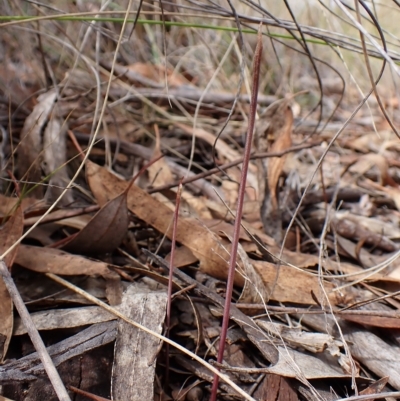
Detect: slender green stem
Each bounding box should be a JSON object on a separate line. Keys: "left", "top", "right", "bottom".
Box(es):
{"left": 0, "top": 15, "right": 326, "bottom": 44}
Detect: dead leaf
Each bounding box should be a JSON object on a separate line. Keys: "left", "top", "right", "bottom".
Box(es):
{"left": 0, "top": 206, "right": 23, "bottom": 361}
{"left": 256, "top": 374, "right": 299, "bottom": 401}
{"left": 341, "top": 313, "right": 400, "bottom": 329}
{"left": 267, "top": 346, "right": 354, "bottom": 380}
{"left": 15, "top": 244, "right": 115, "bottom": 279}
{"left": 165, "top": 246, "right": 198, "bottom": 268}
{"left": 117, "top": 62, "right": 189, "bottom": 87}
{"left": 18, "top": 89, "right": 72, "bottom": 205}
{"left": 62, "top": 191, "right": 129, "bottom": 255}
{"left": 175, "top": 122, "right": 243, "bottom": 163}
{"left": 252, "top": 259, "right": 336, "bottom": 305}
{"left": 231, "top": 237, "right": 268, "bottom": 304}
{"left": 13, "top": 306, "right": 116, "bottom": 336}
{"left": 359, "top": 376, "right": 388, "bottom": 399}
{"left": 15, "top": 244, "right": 121, "bottom": 305}
{"left": 257, "top": 320, "right": 342, "bottom": 354}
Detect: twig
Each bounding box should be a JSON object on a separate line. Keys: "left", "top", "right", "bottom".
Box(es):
{"left": 0, "top": 261, "right": 71, "bottom": 401}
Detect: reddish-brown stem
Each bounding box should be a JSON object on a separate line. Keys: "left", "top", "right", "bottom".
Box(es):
{"left": 165, "top": 178, "right": 183, "bottom": 388}
{"left": 209, "top": 24, "right": 263, "bottom": 401}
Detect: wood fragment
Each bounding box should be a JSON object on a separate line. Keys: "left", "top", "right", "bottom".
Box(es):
{"left": 111, "top": 285, "right": 167, "bottom": 401}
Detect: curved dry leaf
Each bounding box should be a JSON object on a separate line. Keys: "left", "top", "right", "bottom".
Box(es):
{"left": 257, "top": 320, "right": 342, "bottom": 354}
{"left": 18, "top": 91, "right": 57, "bottom": 194}
{"left": 175, "top": 123, "right": 243, "bottom": 163}
{"left": 0, "top": 206, "right": 23, "bottom": 361}
{"left": 348, "top": 153, "right": 394, "bottom": 186}
{"left": 16, "top": 244, "right": 122, "bottom": 305}
{"left": 62, "top": 191, "right": 129, "bottom": 255}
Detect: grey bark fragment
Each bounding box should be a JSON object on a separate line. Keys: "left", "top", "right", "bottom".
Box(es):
{"left": 111, "top": 285, "right": 167, "bottom": 401}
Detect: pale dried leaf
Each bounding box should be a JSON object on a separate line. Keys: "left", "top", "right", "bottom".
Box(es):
{"left": 267, "top": 346, "right": 354, "bottom": 380}
{"left": 257, "top": 320, "right": 342, "bottom": 354}
{"left": 254, "top": 100, "right": 293, "bottom": 242}
{"left": 18, "top": 90, "right": 72, "bottom": 205}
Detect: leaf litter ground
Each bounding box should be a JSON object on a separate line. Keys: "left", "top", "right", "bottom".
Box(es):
{"left": 1, "top": 1, "right": 400, "bottom": 400}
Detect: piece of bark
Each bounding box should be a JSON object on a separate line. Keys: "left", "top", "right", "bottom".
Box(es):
{"left": 13, "top": 306, "right": 117, "bottom": 336}
{"left": 111, "top": 285, "right": 167, "bottom": 401}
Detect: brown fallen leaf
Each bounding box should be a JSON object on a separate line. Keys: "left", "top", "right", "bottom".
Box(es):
{"left": 165, "top": 246, "right": 198, "bottom": 268}
{"left": 85, "top": 161, "right": 341, "bottom": 305}
{"left": 359, "top": 376, "right": 388, "bottom": 399}
{"left": 147, "top": 125, "right": 174, "bottom": 187}
{"left": 256, "top": 374, "right": 298, "bottom": 401}
{"left": 62, "top": 191, "right": 129, "bottom": 255}
{"left": 0, "top": 206, "right": 23, "bottom": 361}
{"left": 15, "top": 244, "right": 121, "bottom": 305}
{"left": 15, "top": 244, "right": 115, "bottom": 278}
{"left": 252, "top": 260, "right": 336, "bottom": 305}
